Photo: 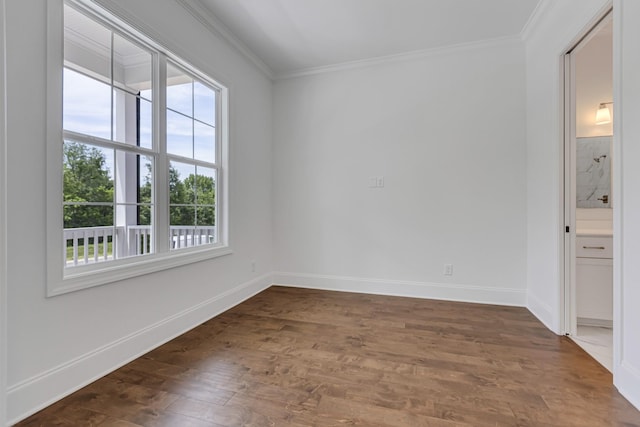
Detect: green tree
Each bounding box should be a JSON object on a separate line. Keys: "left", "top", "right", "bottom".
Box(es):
{"left": 63, "top": 142, "right": 114, "bottom": 228}
{"left": 138, "top": 162, "right": 152, "bottom": 225}
{"left": 63, "top": 147, "right": 216, "bottom": 229}
{"left": 168, "top": 165, "right": 193, "bottom": 225}
{"left": 184, "top": 173, "right": 216, "bottom": 226}
{"left": 165, "top": 168, "right": 216, "bottom": 226}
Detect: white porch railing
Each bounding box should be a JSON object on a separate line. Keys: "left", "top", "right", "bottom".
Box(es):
{"left": 64, "top": 225, "right": 216, "bottom": 267}
{"left": 64, "top": 226, "right": 116, "bottom": 266}
{"left": 170, "top": 226, "right": 215, "bottom": 249}
{"left": 127, "top": 225, "right": 152, "bottom": 256}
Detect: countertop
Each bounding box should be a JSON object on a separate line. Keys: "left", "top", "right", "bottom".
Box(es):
{"left": 576, "top": 228, "right": 613, "bottom": 237}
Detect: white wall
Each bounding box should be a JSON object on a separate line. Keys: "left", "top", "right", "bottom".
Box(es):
{"left": 523, "top": 0, "right": 610, "bottom": 332}
{"left": 273, "top": 40, "right": 527, "bottom": 305}
{"left": 4, "top": 0, "right": 273, "bottom": 423}
{"left": 614, "top": 0, "right": 640, "bottom": 409}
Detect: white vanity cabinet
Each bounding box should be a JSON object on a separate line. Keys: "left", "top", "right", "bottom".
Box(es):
{"left": 576, "top": 234, "right": 613, "bottom": 325}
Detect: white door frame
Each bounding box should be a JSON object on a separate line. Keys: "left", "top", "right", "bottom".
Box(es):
{"left": 562, "top": 49, "right": 577, "bottom": 337}
{"left": 561, "top": 8, "right": 613, "bottom": 337}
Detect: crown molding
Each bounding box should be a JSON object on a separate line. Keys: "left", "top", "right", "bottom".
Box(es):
{"left": 174, "top": 0, "right": 274, "bottom": 80}
{"left": 64, "top": 27, "right": 110, "bottom": 59}
{"left": 520, "top": 0, "right": 554, "bottom": 42}
{"left": 276, "top": 35, "right": 522, "bottom": 80}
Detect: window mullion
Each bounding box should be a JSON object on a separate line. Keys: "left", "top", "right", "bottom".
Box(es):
{"left": 62, "top": 130, "right": 155, "bottom": 157}
{"left": 110, "top": 31, "right": 114, "bottom": 142}
{"left": 155, "top": 53, "right": 169, "bottom": 254}
{"left": 192, "top": 82, "right": 197, "bottom": 230}
{"left": 165, "top": 154, "right": 217, "bottom": 169}
{"left": 216, "top": 87, "right": 225, "bottom": 247}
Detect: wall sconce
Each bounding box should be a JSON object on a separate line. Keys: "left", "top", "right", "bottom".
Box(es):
{"left": 595, "top": 102, "right": 613, "bottom": 125}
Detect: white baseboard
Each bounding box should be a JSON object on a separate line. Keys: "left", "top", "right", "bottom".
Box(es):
{"left": 526, "top": 291, "right": 559, "bottom": 334}
{"left": 273, "top": 272, "right": 526, "bottom": 307}
{"left": 616, "top": 360, "right": 640, "bottom": 411}
{"left": 6, "top": 273, "right": 273, "bottom": 426}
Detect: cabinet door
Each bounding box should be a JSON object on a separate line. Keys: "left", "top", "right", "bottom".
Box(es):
{"left": 576, "top": 236, "right": 613, "bottom": 258}
{"left": 576, "top": 257, "right": 613, "bottom": 323}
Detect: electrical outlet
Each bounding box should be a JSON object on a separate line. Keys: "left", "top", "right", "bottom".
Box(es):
{"left": 368, "top": 177, "right": 378, "bottom": 188}
{"left": 444, "top": 264, "right": 453, "bottom": 276}
{"left": 377, "top": 176, "right": 384, "bottom": 187}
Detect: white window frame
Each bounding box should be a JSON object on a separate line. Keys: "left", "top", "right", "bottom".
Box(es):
{"left": 46, "top": 0, "right": 231, "bottom": 297}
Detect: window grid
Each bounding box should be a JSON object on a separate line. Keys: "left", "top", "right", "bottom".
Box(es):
{"left": 165, "top": 60, "right": 219, "bottom": 251}
{"left": 61, "top": 0, "right": 224, "bottom": 272}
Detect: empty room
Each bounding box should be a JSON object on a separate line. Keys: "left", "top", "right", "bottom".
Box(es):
{"left": 1, "top": 0, "right": 640, "bottom": 425}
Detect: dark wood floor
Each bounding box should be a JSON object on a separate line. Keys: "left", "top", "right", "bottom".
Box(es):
{"left": 15, "top": 286, "right": 640, "bottom": 426}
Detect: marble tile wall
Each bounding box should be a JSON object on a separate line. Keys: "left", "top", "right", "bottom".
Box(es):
{"left": 576, "top": 136, "right": 612, "bottom": 208}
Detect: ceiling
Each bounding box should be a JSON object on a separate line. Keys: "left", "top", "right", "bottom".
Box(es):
{"left": 194, "top": 0, "right": 541, "bottom": 77}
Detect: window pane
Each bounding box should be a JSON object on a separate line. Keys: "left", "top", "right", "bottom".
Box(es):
{"left": 110, "top": 152, "right": 153, "bottom": 259}
{"left": 63, "top": 204, "right": 113, "bottom": 229}
{"left": 116, "top": 203, "right": 153, "bottom": 258}
{"left": 64, "top": 229, "right": 113, "bottom": 267}
{"left": 138, "top": 205, "right": 152, "bottom": 226}
{"left": 196, "top": 207, "right": 215, "bottom": 245}
{"left": 116, "top": 91, "right": 152, "bottom": 150}
{"left": 139, "top": 97, "right": 152, "bottom": 149}
{"left": 170, "top": 206, "right": 197, "bottom": 250}
{"left": 169, "top": 161, "right": 195, "bottom": 205}
{"left": 170, "top": 206, "right": 195, "bottom": 227}
{"left": 195, "top": 166, "right": 216, "bottom": 206}
{"left": 140, "top": 88, "right": 152, "bottom": 103}
{"left": 138, "top": 156, "right": 153, "bottom": 204}
{"left": 63, "top": 141, "right": 114, "bottom": 204}
{"left": 194, "top": 81, "right": 215, "bottom": 125}
{"left": 194, "top": 122, "right": 215, "bottom": 164}
{"left": 167, "top": 110, "right": 193, "bottom": 158}
{"left": 114, "top": 150, "right": 140, "bottom": 203}
{"left": 113, "top": 33, "right": 152, "bottom": 98}
{"left": 132, "top": 205, "right": 153, "bottom": 255}
{"left": 63, "top": 69, "right": 111, "bottom": 139}
{"left": 196, "top": 207, "right": 215, "bottom": 227}
{"left": 167, "top": 63, "right": 192, "bottom": 116}
{"left": 113, "top": 153, "right": 153, "bottom": 256}
{"left": 113, "top": 88, "right": 152, "bottom": 148}
{"left": 63, "top": 206, "right": 114, "bottom": 267}
{"left": 64, "top": 4, "right": 111, "bottom": 85}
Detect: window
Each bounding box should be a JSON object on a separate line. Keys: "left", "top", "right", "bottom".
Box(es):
{"left": 47, "top": 0, "right": 230, "bottom": 295}
{"left": 165, "top": 62, "right": 218, "bottom": 250}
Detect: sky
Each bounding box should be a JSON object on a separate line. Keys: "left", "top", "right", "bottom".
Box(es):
{"left": 63, "top": 67, "right": 217, "bottom": 184}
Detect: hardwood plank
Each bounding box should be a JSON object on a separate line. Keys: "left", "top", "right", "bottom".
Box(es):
{"left": 14, "top": 286, "right": 640, "bottom": 426}
{"left": 96, "top": 419, "right": 143, "bottom": 427}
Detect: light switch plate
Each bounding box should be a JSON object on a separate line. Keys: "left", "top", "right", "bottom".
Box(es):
{"left": 444, "top": 264, "right": 454, "bottom": 276}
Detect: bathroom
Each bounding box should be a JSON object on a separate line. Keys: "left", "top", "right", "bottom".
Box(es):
{"left": 569, "top": 13, "right": 613, "bottom": 370}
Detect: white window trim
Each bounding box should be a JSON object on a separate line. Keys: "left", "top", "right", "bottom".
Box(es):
{"left": 46, "top": 0, "right": 231, "bottom": 297}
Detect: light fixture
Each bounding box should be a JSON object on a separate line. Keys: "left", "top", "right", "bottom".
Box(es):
{"left": 595, "top": 102, "right": 613, "bottom": 125}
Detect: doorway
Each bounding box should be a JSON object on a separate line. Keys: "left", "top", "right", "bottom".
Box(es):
{"left": 564, "top": 11, "right": 614, "bottom": 371}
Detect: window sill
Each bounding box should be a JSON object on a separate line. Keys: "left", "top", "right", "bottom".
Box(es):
{"left": 48, "top": 245, "right": 233, "bottom": 297}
